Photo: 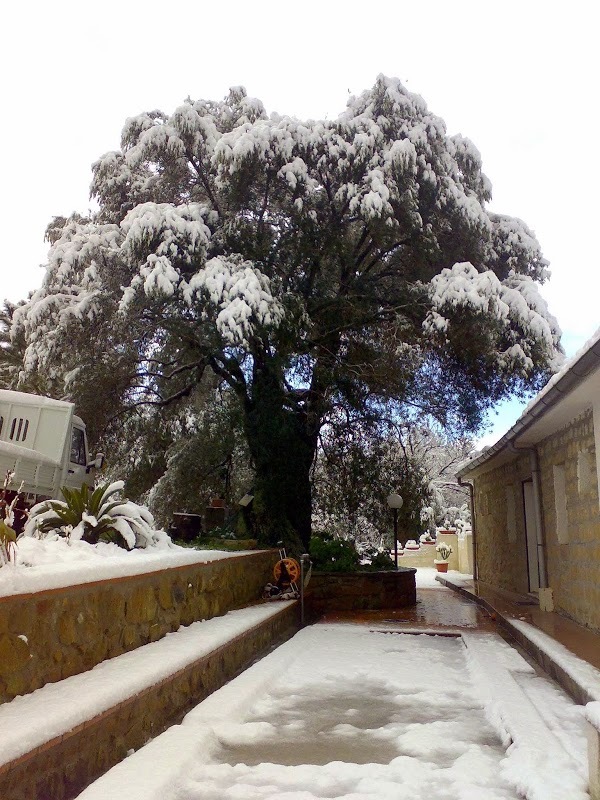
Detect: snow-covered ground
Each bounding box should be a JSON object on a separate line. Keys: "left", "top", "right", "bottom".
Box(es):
{"left": 0, "top": 536, "right": 254, "bottom": 598}
{"left": 414, "top": 566, "right": 452, "bottom": 588}
{"left": 77, "top": 623, "right": 589, "bottom": 800}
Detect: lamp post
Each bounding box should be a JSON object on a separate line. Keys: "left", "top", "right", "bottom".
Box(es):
{"left": 386, "top": 493, "right": 404, "bottom": 569}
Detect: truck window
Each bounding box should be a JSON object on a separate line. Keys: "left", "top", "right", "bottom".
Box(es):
{"left": 70, "top": 428, "right": 87, "bottom": 465}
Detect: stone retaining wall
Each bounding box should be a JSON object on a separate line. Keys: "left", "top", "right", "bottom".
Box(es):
{"left": 307, "top": 568, "right": 416, "bottom": 617}
{"left": 0, "top": 550, "right": 276, "bottom": 703}
{"left": 0, "top": 602, "right": 298, "bottom": 800}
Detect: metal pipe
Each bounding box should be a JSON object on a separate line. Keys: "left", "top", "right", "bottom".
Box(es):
{"left": 300, "top": 553, "right": 310, "bottom": 626}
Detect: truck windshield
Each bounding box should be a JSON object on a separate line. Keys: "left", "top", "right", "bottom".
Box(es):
{"left": 70, "top": 428, "right": 86, "bottom": 465}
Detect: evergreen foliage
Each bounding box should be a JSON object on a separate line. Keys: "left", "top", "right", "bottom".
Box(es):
{"left": 12, "top": 77, "right": 562, "bottom": 550}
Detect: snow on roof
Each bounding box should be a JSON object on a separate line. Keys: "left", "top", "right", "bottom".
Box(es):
{"left": 0, "top": 389, "right": 73, "bottom": 410}
{"left": 0, "top": 439, "right": 62, "bottom": 467}
{"left": 458, "top": 324, "right": 600, "bottom": 476}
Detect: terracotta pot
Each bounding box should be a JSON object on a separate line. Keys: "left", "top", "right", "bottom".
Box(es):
{"left": 435, "top": 561, "right": 449, "bottom": 573}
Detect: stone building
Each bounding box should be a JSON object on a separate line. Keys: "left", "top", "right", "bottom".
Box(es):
{"left": 457, "top": 331, "right": 600, "bottom": 634}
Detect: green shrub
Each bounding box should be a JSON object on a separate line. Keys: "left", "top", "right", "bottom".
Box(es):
{"left": 363, "top": 548, "right": 394, "bottom": 571}
{"left": 309, "top": 533, "right": 361, "bottom": 572}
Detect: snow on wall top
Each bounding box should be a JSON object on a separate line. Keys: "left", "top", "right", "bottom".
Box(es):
{"left": 0, "top": 537, "right": 263, "bottom": 598}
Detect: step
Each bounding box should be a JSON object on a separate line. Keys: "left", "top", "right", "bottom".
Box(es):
{"left": 0, "top": 600, "right": 298, "bottom": 800}
{"left": 0, "top": 548, "right": 277, "bottom": 703}
{"left": 438, "top": 573, "right": 600, "bottom": 705}
{"left": 463, "top": 632, "right": 589, "bottom": 800}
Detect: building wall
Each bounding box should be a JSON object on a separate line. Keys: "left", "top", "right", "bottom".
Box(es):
{"left": 537, "top": 409, "right": 600, "bottom": 632}
{"left": 471, "top": 454, "right": 531, "bottom": 594}
{"left": 457, "top": 532, "right": 474, "bottom": 574}
{"left": 470, "top": 408, "right": 600, "bottom": 634}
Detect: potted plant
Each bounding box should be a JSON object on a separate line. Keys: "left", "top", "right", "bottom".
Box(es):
{"left": 434, "top": 541, "right": 453, "bottom": 572}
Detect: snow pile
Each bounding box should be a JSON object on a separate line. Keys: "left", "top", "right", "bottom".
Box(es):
{"left": 78, "top": 624, "right": 588, "bottom": 800}
{"left": 586, "top": 701, "right": 600, "bottom": 730}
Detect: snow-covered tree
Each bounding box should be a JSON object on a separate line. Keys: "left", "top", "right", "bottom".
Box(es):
{"left": 12, "top": 76, "right": 561, "bottom": 550}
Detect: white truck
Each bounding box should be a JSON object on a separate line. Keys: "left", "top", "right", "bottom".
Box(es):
{"left": 0, "top": 390, "right": 104, "bottom": 510}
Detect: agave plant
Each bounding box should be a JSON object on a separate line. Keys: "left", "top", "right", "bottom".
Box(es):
{"left": 24, "top": 481, "right": 159, "bottom": 550}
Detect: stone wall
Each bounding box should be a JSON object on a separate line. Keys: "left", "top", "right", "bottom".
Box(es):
{"left": 307, "top": 568, "right": 416, "bottom": 617}
{"left": 0, "top": 551, "right": 276, "bottom": 703}
{"left": 399, "top": 533, "right": 465, "bottom": 572}
{"left": 537, "top": 410, "right": 600, "bottom": 632}
{"left": 470, "top": 454, "right": 531, "bottom": 594}
{"left": 0, "top": 602, "right": 298, "bottom": 800}
{"left": 398, "top": 543, "right": 439, "bottom": 569}
{"left": 457, "top": 532, "right": 474, "bottom": 574}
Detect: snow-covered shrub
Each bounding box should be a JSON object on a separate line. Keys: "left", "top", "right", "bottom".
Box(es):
{"left": 435, "top": 541, "right": 453, "bottom": 561}
{"left": 23, "top": 481, "right": 168, "bottom": 550}
{"left": 309, "top": 533, "right": 361, "bottom": 572}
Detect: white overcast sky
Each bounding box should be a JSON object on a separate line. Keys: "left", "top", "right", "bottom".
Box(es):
{"left": 2, "top": 0, "right": 598, "bottom": 439}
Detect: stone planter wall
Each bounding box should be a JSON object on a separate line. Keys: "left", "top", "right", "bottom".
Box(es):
{"left": 307, "top": 568, "right": 416, "bottom": 617}
{"left": 0, "top": 550, "right": 276, "bottom": 703}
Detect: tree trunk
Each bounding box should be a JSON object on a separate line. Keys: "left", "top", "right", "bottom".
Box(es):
{"left": 243, "top": 369, "right": 317, "bottom": 554}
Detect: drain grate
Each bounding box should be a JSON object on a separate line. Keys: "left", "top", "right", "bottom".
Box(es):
{"left": 370, "top": 628, "right": 462, "bottom": 638}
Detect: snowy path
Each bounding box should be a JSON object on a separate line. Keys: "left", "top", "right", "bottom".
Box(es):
{"left": 76, "top": 623, "right": 589, "bottom": 800}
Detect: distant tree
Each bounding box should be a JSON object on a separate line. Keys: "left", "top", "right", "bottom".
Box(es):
{"left": 312, "top": 419, "right": 430, "bottom": 546}
{"left": 312, "top": 419, "right": 473, "bottom": 546}
{"left": 12, "top": 76, "right": 561, "bottom": 550}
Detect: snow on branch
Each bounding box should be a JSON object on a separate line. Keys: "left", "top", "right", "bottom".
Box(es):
{"left": 182, "top": 256, "right": 285, "bottom": 347}
{"left": 423, "top": 262, "right": 562, "bottom": 375}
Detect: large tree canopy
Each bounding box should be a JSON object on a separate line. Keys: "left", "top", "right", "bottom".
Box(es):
{"left": 12, "top": 76, "right": 561, "bottom": 549}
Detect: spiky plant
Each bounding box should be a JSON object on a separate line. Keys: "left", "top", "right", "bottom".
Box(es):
{"left": 24, "top": 481, "right": 160, "bottom": 550}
